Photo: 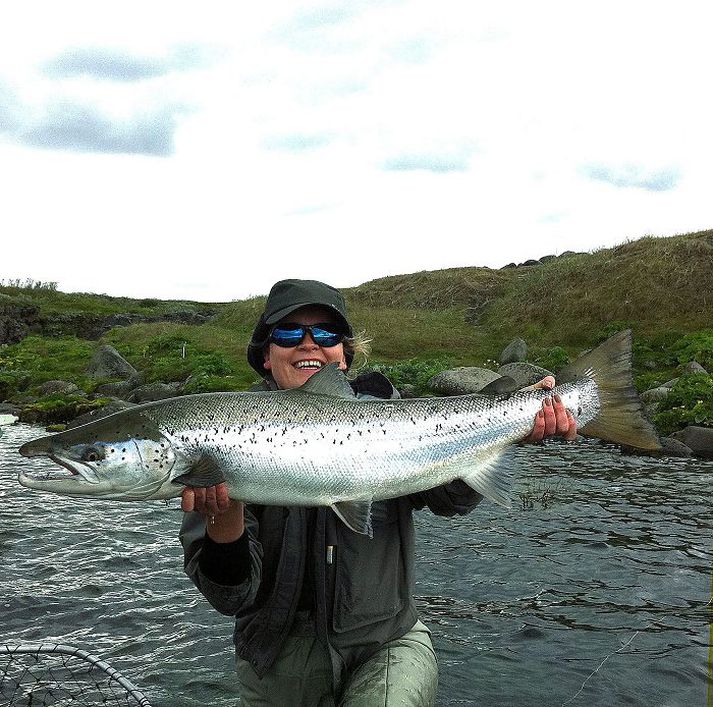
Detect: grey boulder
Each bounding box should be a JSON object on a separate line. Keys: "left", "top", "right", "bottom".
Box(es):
{"left": 428, "top": 368, "right": 502, "bottom": 396}
{"left": 671, "top": 426, "right": 713, "bottom": 459}
{"left": 86, "top": 345, "right": 137, "bottom": 380}
{"left": 498, "top": 362, "right": 553, "bottom": 388}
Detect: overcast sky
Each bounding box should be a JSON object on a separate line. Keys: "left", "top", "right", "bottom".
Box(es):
{"left": 1, "top": 1, "right": 711, "bottom": 302}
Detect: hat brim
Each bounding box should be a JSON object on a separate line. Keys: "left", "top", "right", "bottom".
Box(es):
{"left": 264, "top": 303, "right": 352, "bottom": 333}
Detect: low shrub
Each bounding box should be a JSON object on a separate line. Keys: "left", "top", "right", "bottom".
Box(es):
{"left": 363, "top": 357, "right": 453, "bottom": 396}
{"left": 21, "top": 395, "right": 113, "bottom": 424}
{"left": 671, "top": 330, "right": 713, "bottom": 370}
{"left": 653, "top": 374, "right": 713, "bottom": 435}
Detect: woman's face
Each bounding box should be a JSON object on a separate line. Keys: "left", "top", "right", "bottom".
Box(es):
{"left": 263, "top": 305, "right": 347, "bottom": 390}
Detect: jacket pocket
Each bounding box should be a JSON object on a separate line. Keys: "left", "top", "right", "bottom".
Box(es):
{"left": 332, "top": 499, "right": 408, "bottom": 633}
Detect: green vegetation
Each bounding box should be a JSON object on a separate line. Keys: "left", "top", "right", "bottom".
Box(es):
{"left": 103, "top": 323, "right": 257, "bottom": 391}
{"left": 364, "top": 358, "right": 455, "bottom": 397}
{"left": 670, "top": 330, "right": 713, "bottom": 370}
{"left": 1, "top": 229, "right": 712, "bottom": 433}
{"left": 653, "top": 375, "right": 713, "bottom": 435}
{"left": 0, "top": 336, "right": 96, "bottom": 397}
{"left": 0, "top": 280, "right": 224, "bottom": 318}
{"left": 21, "top": 394, "right": 114, "bottom": 425}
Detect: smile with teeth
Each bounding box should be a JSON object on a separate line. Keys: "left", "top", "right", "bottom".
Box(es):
{"left": 295, "top": 360, "right": 323, "bottom": 369}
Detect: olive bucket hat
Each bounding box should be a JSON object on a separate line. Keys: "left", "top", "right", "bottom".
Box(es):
{"left": 247, "top": 279, "right": 354, "bottom": 377}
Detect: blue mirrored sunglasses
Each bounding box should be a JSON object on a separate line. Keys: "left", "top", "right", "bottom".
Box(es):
{"left": 269, "top": 323, "right": 345, "bottom": 348}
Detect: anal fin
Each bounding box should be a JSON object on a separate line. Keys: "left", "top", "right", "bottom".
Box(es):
{"left": 458, "top": 448, "right": 512, "bottom": 508}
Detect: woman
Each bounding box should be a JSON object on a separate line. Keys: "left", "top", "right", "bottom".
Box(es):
{"left": 180, "top": 278, "right": 575, "bottom": 706}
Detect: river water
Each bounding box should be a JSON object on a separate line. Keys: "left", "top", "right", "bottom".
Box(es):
{"left": 0, "top": 423, "right": 710, "bottom": 706}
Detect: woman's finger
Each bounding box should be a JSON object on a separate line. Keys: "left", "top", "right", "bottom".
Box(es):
{"left": 181, "top": 487, "right": 195, "bottom": 512}
{"left": 541, "top": 398, "right": 557, "bottom": 436}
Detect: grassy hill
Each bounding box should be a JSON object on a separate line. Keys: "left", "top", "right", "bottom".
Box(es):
{"left": 1, "top": 229, "right": 712, "bottom": 432}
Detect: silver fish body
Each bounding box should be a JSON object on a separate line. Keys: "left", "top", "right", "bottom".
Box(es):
{"left": 18, "top": 331, "right": 660, "bottom": 534}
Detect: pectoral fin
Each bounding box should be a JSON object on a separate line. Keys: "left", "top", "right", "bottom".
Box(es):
{"left": 173, "top": 454, "right": 226, "bottom": 488}
{"left": 331, "top": 500, "right": 373, "bottom": 537}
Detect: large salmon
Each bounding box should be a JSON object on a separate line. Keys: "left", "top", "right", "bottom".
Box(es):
{"left": 18, "top": 330, "right": 660, "bottom": 534}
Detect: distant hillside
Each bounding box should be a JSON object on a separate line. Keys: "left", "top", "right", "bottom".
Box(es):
{"left": 340, "top": 229, "right": 713, "bottom": 348}
{"left": 1, "top": 228, "right": 711, "bottom": 408}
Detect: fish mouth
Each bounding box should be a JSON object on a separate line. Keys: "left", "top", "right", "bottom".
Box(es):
{"left": 51, "top": 454, "right": 100, "bottom": 483}
{"left": 18, "top": 452, "right": 100, "bottom": 486}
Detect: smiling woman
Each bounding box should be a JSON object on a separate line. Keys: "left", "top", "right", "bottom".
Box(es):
{"left": 262, "top": 306, "right": 348, "bottom": 390}
{"left": 176, "top": 278, "right": 575, "bottom": 706}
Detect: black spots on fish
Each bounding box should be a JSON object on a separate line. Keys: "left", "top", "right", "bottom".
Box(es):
{"left": 410, "top": 417, "right": 417, "bottom": 425}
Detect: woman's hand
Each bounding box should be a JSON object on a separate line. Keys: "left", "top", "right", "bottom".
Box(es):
{"left": 181, "top": 483, "right": 245, "bottom": 543}
{"left": 521, "top": 377, "right": 578, "bottom": 444}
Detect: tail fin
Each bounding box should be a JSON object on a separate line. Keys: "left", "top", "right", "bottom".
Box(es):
{"left": 558, "top": 330, "right": 661, "bottom": 451}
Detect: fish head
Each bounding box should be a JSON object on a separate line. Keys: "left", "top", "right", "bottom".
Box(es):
{"left": 18, "top": 411, "right": 183, "bottom": 501}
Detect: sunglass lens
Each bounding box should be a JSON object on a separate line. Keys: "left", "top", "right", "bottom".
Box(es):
{"left": 310, "top": 326, "right": 342, "bottom": 347}
{"left": 270, "top": 323, "right": 344, "bottom": 347}
{"left": 271, "top": 325, "right": 305, "bottom": 347}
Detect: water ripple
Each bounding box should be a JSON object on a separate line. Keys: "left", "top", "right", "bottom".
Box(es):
{"left": 1, "top": 425, "right": 711, "bottom": 706}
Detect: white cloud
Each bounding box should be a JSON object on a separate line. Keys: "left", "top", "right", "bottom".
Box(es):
{"left": 0, "top": 1, "right": 712, "bottom": 301}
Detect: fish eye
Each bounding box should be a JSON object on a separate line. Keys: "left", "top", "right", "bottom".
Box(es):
{"left": 81, "top": 446, "right": 105, "bottom": 462}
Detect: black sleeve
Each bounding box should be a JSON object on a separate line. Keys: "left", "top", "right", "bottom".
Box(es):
{"left": 349, "top": 372, "right": 399, "bottom": 399}
{"left": 198, "top": 532, "right": 251, "bottom": 585}
{"left": 408, "top": 480, "right": 483, "bottom": 516}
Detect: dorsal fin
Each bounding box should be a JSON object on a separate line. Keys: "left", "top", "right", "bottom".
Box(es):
{"left": 294, "top": 363, "right": 356, "bottom": 399}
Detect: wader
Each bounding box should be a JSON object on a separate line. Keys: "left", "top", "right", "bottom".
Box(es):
{"left": 234, "top": 614, "right": 438, "bottom": 706}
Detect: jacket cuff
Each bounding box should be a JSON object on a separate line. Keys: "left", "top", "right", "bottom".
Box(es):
{"left": 198, "top": 532, "right": 251, "bottom": 585}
